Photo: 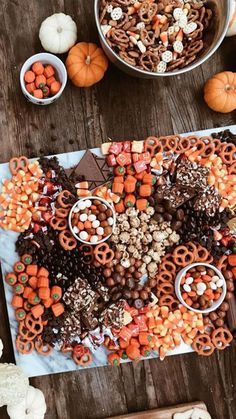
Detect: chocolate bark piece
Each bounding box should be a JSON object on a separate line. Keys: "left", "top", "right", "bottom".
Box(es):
{"left": 100, "top": 300, "right": 125, "bottom": 329}
{"left": 63, "top": 277, "right": 98, "bottom": 311}
{"left": 66, "top": 150, "right": 112, "bottom": 190}
{"left": 80, "top": 313, "right": 98, "bottom": 330}
{"left": 157, "top": 184, "right": 195, "bottom": 209}
{"left": 176, "top": 159, "right": 209, "bottom": 191}
{"left": 61, "top": 312, "right": 82, "bottom": 340}
{"left": 193, "top": 186, "right": 221, "bottom": 217}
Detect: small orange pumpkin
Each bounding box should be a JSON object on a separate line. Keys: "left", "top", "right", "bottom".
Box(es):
{"left": 66, "top": 42, "right": 108, "bottom": 87}
{"left": 204, "top": 71, "right": 236, "bottom": 113}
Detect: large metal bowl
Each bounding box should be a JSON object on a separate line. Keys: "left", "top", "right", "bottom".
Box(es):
{"left": 94, "top": 0, "right": 231, "bottom": 78}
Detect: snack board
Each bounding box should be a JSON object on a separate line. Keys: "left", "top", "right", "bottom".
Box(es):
{"left": 0, "top": 124, "right": 235, "bottom": 378}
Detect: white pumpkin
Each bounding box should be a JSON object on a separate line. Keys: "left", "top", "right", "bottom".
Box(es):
{"left": 39, "top": 13, "right": 77, "bottom": 53}
{"left": 226, "top": 0, "right": 236, "bottom": 37}
{"left": 0, "top": 363, "right": 29, "bottom": 407}
{"left": 0, "top": 338, "right": 3, "bottom": 358}
{"left": 7, "top": 386, "right": 47, "bottom": 419}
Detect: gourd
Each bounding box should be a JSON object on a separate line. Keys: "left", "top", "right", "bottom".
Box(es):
{"left": 66, "top": 42, "right": 109, "bottom": 87}
{"left": 39, "top": 13, "right": 77, "bottom": 54}
{"left": 7, "top": 386, "right": 46, "bottom": 419}
{"left": 204, "top": 71, "right": 236, "bottom": 113}
{"left": 0, "top": 363, "right": 29, "bottom": 407}
{"left": 226, "top": 0, "right": 236, "bottom": 37}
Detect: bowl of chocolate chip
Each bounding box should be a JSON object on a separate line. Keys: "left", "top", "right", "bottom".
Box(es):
{"left": 175, "top": 262, "right": 227, "bottom": 314}
{"left": 95, "top": 0, "right": 231, "bottom": 77}
{"left": 69, "top": 196, "right": 116, "bottom": 245}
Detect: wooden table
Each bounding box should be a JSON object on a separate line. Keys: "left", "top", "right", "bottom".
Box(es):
{"left": 0, "top": 1, "right": 236, "bottom": 418}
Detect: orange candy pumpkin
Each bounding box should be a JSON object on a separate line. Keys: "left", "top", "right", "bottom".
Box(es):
{"left": 66, "top": 42, "right": 108, "bottom": 87}
{"left": 204, "top": 71, "right": 236, "bottom": 113}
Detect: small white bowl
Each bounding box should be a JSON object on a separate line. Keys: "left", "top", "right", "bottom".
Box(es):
{"left": 175, "top": 262, "right": 226, "bottom": 314}
{"left": 20, "top": 53, "right": 67, "bottom": 105}
{"left": 69, "top": 196, "right": 116, "bottom": 245}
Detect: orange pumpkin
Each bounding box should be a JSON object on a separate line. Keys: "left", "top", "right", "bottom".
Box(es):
{"left": 66, "top": 42, "right": 108, "bottom": 87}
{"left": 204, "top": 71, "right": 236, "bottom": 113}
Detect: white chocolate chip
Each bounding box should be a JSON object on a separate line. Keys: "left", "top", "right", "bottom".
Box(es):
{"left": 137, "top": 40, "right": 146, "bottom": 53}
{"left": 161, "top": 50, "right": 173, "bottom": 63}
{"left": 210, "top": 282, "right": 217, "bottom": 290}
{"left": 111, "top": 7, "right": 123, "bottom": 21}
{"left": 73, "top": 226, "right": 79, "bottom": 234}
{"left": 183, "top": 22, "right": 197, "bottom": 34}
{"left": 173, "top": 40, "right": 184, "bottom": 53}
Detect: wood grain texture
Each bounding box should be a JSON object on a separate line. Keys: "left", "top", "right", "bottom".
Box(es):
{"left": 0, "top": 1, "right": 236, "bottom": 418}
{"left": 109, "top": 401, "right": 207, "bottom": 418}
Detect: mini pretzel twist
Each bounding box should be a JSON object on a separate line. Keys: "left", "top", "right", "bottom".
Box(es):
{"left": 185, "top": 40, "right": 204, "bottom": 58}
{"left": 156, "top": 270, "right": 174, "bottom": 284}
{"left": 212, "top": 327, "right": 233, "bottom": 350}
{"left": 16, "top": 334, "right": 34, "bottom": 354}
{"left": 59, "top": 230, "right": 77, "bottom": 251}
{"left": 50, "top": 216, "right": 68, "bottom": 231}
{"left": 55, "top": 207, "right": 70, "bottom": 218}
{"left": 192, "top": 333, "right": 215, "bottom": 356}
{"left": 94, "top": 243, "right": 114, "bottom": 265}
{"left": 9, "top": 157, "right": 29, "bottom": 175}
{"left": 140, "top": 52, "right": 160, "bottom": 72}
{"left": 35, "top": 336, "right": 53, "bottom": 356}
{"left": 159, "top": 260, "right": 177, "bottom": 275}
{"left": 144, "top": 137, "right": 163, "bottom": 157}
{"left": 219, "top": 143, "right": 236, "bottom": 165}
{"left": 194, "top": 244, "right": 210, "bottom": 263}
{"left": 156, "top": 282, "right": 174, "bottom": 298}
{"left": 19, "top": 322, "right": 38, "bottom": 341}
{"left": 159, "top": 295, "right": 179, "bottom": 311}
{"left": 140, "top": 29, "right": 156, "bottom": 46}
{"left": 25, "top": 313, "right": 43, "bottom": 335}
{"left": 57, "top": 190, "right": 75, "bottom": 208}
{"left": 173, "top": 245, "right": 195, "bottom": 267}
{"left": 110, "top": 29, "right": 129, "bottom": 45}
{"left": 138, "top": 2, "right": 158, "bottom": 23}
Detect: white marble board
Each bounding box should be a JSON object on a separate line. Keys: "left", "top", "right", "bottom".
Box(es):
{"left": 0, "top": 125, "right": 235, "bottom": 378}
